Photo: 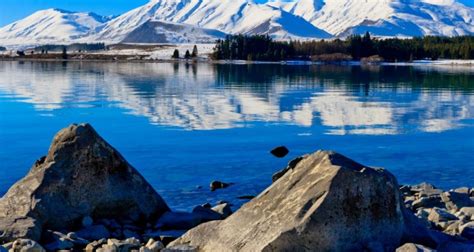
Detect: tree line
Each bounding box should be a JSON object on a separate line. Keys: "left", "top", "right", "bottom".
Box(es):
{"left": 172, "top": 45, "right": 199, "bottom": 59}
{"left": 210, "top": 34, "right": 474, "bottom": 62}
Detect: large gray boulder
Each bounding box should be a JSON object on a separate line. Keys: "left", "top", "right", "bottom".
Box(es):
{"left": 0, "top": 123, "right": 169, "bottom": 241}
{"left": 170, "top": 150, "right": 409, "bottom": 251}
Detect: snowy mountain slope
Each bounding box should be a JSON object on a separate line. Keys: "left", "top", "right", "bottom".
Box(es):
{"left": 95, "top": 0, "right": 331, "bottom": 43}
{"left": 1, "top": 0, "right": 473, "bottom": 46}
{"left": 270, "top": 0, "right": 474, "bottom": 37}
{"left": 121, "top": 20, "right": 226, "bottom": 43}
{"left": 0, "top": 9, "right": 110, "bottom": 46}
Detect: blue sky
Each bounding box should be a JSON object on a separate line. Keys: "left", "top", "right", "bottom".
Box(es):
{"left": 1, "top": 0, "right": 473, "bottom": 26}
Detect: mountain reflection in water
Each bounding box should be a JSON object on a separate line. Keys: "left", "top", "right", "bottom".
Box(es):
{"left": 0, "top": 61, "right": 473, "bottom": 210}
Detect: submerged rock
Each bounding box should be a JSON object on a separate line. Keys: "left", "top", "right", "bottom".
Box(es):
{"left": 170, "top": 150, "right": 410, "bottom": 251}
{"left": 270, "top": 146, "right": 289, "bottom": 158}
{"left": 209, "top": 181, "right": 231, "bottom": 192}
{"left": 0, "top": 123, "right": 169, "bottom": 242}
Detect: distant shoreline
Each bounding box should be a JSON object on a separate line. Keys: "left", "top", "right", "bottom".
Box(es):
{"left": 1, "top": 55, "right": 473, "bottom": 67}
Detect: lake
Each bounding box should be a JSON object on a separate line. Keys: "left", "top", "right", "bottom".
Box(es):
{"left": 0, "top": 61, "right": 473, "bottom": 211}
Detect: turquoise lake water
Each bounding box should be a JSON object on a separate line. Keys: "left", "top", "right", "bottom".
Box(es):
{"left": 0, "top": 61, "right": 473, "bottom": 210}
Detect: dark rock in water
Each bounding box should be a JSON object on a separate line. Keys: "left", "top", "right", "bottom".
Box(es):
{"left": 270, "top": 146, "right": 289, "bottom": 158}
{"left": 0, "top": 123, "right": 170, "bottom": 242}
{"left": 237, "top": 195, "right": 255, "bottom": 200}
{"left": 170, "top": 150, "right": 411, "bottom": 251}
{"left": 272, "top": 156, "right": 306, "bottom": 182}
{"left": 210, "top": 181, "right": 231, "bottom": 191}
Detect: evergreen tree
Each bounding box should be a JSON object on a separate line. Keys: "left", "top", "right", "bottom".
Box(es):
{"left": 185, "top": 50, "right": 191, "bottom": 59}
{"left": 61, "top": 46, "right": 68, "bottom": 60}
{"left": 172, "top": 49, "right": 180, "bottom": 59}
{"left": 210, "top": 34, "right": 474, "bottom": 62}
{"left": 192, "top": 45, "right": 198, "bottom": 58}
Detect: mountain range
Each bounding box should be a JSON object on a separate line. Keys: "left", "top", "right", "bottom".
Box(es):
{"left": 0, "top": 0, "right": 473, "bottom": 47}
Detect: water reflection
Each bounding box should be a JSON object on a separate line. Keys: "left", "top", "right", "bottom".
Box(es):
{"left": 0, "top": 62, "right": 473, "bottom": 134}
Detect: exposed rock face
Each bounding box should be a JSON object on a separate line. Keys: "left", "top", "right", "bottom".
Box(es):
{"left": 170, "top": 150, "right": 407, "bottom": 251}
{"left": 0, "top": 123, "right": 169, "bottom": 242}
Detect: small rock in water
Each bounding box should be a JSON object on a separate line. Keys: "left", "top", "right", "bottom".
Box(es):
{"left": 270, "top": 146, "right": 289, "bottom": 158}
{"left": 210, "top": 181, "right": 231, "bottom": 191}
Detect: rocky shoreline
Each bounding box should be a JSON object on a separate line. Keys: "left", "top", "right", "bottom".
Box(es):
{"left": 0, "top": 123, "right": 473, "bottom": 252}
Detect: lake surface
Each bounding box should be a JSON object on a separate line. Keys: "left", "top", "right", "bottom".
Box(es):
{"left": 0, "top": 61, "right": 473, "bottom": 210}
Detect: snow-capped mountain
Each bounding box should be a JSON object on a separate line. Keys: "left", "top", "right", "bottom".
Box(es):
{"left": 270, "top": 0, "right": 474, "bottom": 37}
{"left": 0, "top": 0, "right": 473, "bottom": 46}
{"left": 121, "top": 20, "right": 226, "bottom": 44}
{"left": 94, "top": 0, "right": 331, "bottom": 43}
{"left": 0, "top": 9, "right": 110, "bottom": 46}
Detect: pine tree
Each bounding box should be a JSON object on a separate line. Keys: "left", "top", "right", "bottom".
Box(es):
{"left": 172, "top": 49, "right": 180, "bottom": 59}
{"left": 192, "top": 45, "right": 198, "bottom": 58}
{"left": 61, "top": 46, "right": 68, "bottom": 60}
{"left": 184, "top": 50, "right": 191, "bottom": 59}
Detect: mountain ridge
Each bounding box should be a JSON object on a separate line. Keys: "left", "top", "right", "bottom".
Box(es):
{"left": 0, "top": 0, "right": 473, "bottom": 47}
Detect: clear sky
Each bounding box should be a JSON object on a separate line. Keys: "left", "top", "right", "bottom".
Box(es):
{"left": 1, "top": 0, "right": 473, "bottom": 26}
